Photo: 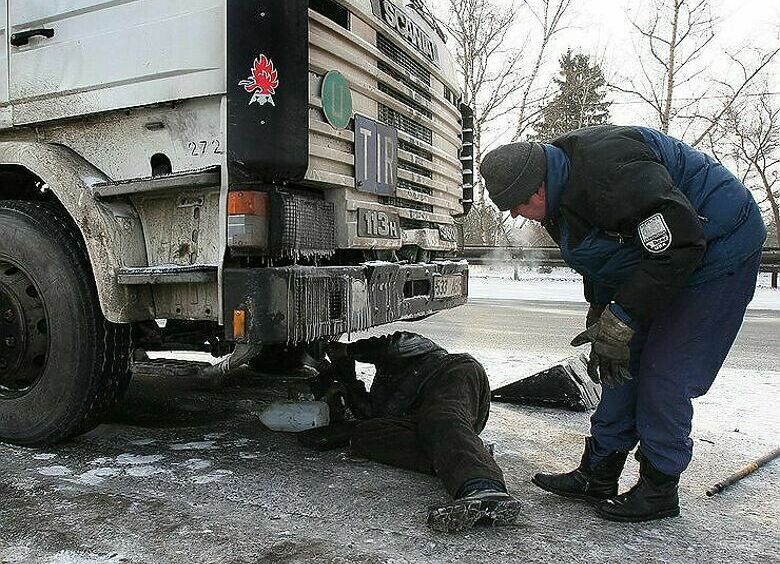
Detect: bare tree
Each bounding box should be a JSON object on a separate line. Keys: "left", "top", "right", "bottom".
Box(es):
{"left": 720, "top": 87, "right": 780, "bottom": 286}
{"left": 441, "top": 0, "right": 575, "bottom": 244}
{"left": 686, "top": 47, "right": 780, "bottom": 147}
{"left": 614, "top": 0, "right": 716, "bottom": 134}
{"left": 462, "top": 203, "right": 511, "bottom": 245}
{"left": 512, "top": 0, "right": 576, "bottom": 141}
{"left": 502, "top": 0, "right": 576, "bottom": 244}
{"left": 442, "top": 0, "right": 523, "bottom": 206}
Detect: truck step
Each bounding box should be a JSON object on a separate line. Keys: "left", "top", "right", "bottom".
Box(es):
{"left": 92, "top": 168, "right": 220, "bottom": 199}
{"left": 117, "top": 265, "right": 218, "bottom": 285}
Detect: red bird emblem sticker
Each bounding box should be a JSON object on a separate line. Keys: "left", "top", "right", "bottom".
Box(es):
{"left": 239, "top": 54, "right": 280, "bottom": 106}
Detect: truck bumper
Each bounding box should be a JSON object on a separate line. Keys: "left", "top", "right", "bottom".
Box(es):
{"left": 223, "top": 261, "right": 468, "bottom": 344}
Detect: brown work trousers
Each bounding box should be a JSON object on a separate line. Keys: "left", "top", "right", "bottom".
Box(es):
{"left": 350, "top": 357, "right": 504, "bottom": 497}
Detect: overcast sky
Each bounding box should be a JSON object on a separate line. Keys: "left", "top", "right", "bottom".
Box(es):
{"left": 532, "top": 0, "right": 780, "bottom": 127}
{"left": 562, "top": 0, "right": 779, "bottom": 56}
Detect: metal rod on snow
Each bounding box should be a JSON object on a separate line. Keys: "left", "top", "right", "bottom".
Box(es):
{"left": 706, "top": 447, "right": 780, "bottom": 497}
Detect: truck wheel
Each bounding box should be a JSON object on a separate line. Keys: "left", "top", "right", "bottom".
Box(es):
{"left": 0, "top": 201, "right": 132, "bottom": 445}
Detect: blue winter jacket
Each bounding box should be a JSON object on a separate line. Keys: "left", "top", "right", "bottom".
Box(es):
{"left": 543, "top": 125, "right": 766, "bottom": 325}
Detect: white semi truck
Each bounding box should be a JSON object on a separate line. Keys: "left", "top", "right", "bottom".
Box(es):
{"left": 0, "top": 0, "right": 472, "bottom": 445}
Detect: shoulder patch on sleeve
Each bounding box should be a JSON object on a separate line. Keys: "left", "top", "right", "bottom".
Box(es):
{"left": 638, "top": 213, "right": 672, "bottom": 254}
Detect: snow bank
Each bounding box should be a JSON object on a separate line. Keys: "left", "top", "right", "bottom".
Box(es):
{"left": 469, "top": 265, "right": 780, "bottom": 311}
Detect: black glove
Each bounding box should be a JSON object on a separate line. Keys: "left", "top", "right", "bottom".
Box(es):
{"left": 571, "top": 307, "right": 635, "bottom": 388}
{"left": 327, "top": 355, "right": 373, "bottom": 419}
{"left": 586, "top": 304, "right": 606, "bottom": 328}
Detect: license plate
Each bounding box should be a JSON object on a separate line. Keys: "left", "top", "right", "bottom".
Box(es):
{"left": 438, "top": 224, "right": 458, "bottom": 242}
{"left": 358, "top": 208, "right": 401, "bottom": 239}
{"left": 433, "top": 275, "right": 463, "bottom": 299}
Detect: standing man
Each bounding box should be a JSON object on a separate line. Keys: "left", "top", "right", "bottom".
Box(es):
{"left": 481, "top": 125, "right": 766, "bottom": 522}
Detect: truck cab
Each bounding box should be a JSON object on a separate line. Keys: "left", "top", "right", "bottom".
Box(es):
{"left": 0, "top": 0, "right": 471, "bottom": 444}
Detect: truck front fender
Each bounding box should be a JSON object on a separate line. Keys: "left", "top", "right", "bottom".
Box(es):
{"left": 0, "top": 142, "right": 154, "bottom": 323}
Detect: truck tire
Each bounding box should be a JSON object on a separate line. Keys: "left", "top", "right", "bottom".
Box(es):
{"left": 0, "top": 201, "right": 132, "bottom": 445}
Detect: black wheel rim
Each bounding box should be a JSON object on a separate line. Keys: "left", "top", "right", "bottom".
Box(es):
{"left": 0, "top": 258, "right": 49, "bottom": 398}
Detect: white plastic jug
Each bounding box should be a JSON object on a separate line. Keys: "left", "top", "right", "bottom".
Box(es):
{"left": 259, "top": 400, "right": 330, "bottom": 433}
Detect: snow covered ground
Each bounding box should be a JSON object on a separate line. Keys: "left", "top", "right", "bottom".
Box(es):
{"left": 469, "top": 265, "right": 780, "bottom": 311}
{"left": 1, "top": 264, "right": 777, "bottom": 563}
{"left": 2, "top": 294, "right": 776, "bottom": 563}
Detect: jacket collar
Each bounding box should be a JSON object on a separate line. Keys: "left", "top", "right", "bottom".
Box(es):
{"left": 542, "top": 144, "right": 570, "bottom": 219}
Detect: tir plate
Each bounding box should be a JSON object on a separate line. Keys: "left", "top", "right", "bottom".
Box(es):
{"left": 433, "top": 274, "right": 463, "bottom": 299}
{"left": 354, "top": 114, "right": 398, "bottom": 196}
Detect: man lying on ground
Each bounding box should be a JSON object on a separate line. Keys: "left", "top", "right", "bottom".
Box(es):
{"left": 306, "top": 331, "right": 521, "bottom": 533}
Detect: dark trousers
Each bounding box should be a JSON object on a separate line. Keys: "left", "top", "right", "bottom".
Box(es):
{"left": 590, "top": 252, "right": 761, "bottom": 475}
{"left": 350, "top": 357, "right": 504, "bottom": 497}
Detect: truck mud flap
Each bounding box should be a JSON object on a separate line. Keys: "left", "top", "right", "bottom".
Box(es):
{"left": 223, "top": 261, "right": 468, "bottom": 344}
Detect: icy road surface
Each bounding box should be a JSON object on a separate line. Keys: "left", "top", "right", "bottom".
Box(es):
{"left": 1, "top": 273, "right": 778, "bottom": 563}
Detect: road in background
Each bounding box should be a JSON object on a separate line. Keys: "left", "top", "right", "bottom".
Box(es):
{"left": 405, "top": 296, "right": 780, "bottom": 374}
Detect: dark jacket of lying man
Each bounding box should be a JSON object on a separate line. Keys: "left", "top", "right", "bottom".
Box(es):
{"left": 318, "top": 331, "right": 520, "bottom": 533}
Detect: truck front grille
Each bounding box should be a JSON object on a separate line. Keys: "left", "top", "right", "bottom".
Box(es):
{"left": 398, "top": 139, "right": 433, "bottom": 161}
{"left": 378, "top": 83, "right": 432, "bottom": 119}
{"left": 444, "top": 85, "right": 460, "bottom": 108}
{"left": 378, "top": 104, "right": 433, "bottom": 145}
{"left": 378, "top": 61, "right": 432, "bottom": 101}
{"left": 308, "top": 6, "right": 464, "bottom": 251}
{"left": 377, "top": 34, "right": 431, "bottom": 85}
{"left": 398, "top": 160, "right": 432, "bottom": 179}
{"left": 398, "top": 178, "right": 432, "bottom": 195}
{"left": 381, "top": 196, "right": 434, "bottom": 213}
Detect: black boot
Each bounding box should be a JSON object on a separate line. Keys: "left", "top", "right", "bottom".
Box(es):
{"left": 427, "top": 488, "right": 522, "bottom": 533}
{"left": 532, "top": 438, "right": 628, "bottom": 503}
{"left": 596, "top": 451, "right": 680, "bottom": 522}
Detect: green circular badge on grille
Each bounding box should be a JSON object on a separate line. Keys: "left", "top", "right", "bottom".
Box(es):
{"left": 321, "top": 70, "right": 353, "bottom": 130}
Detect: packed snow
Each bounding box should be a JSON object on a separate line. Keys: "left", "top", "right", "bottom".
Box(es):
{"left": 469, "top": 265, "right": 780, "bottom": 311}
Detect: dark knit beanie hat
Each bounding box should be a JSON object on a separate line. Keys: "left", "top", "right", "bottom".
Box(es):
{"left": 481, "top": 142, "right": 547, "bottom": 211}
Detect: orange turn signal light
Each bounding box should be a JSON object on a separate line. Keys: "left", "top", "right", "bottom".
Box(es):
{"left": 233, "top": 309, "right": 247, "bottom": 341}
{"left": 228, "top": 191, "right": 269, "bottom": 216}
